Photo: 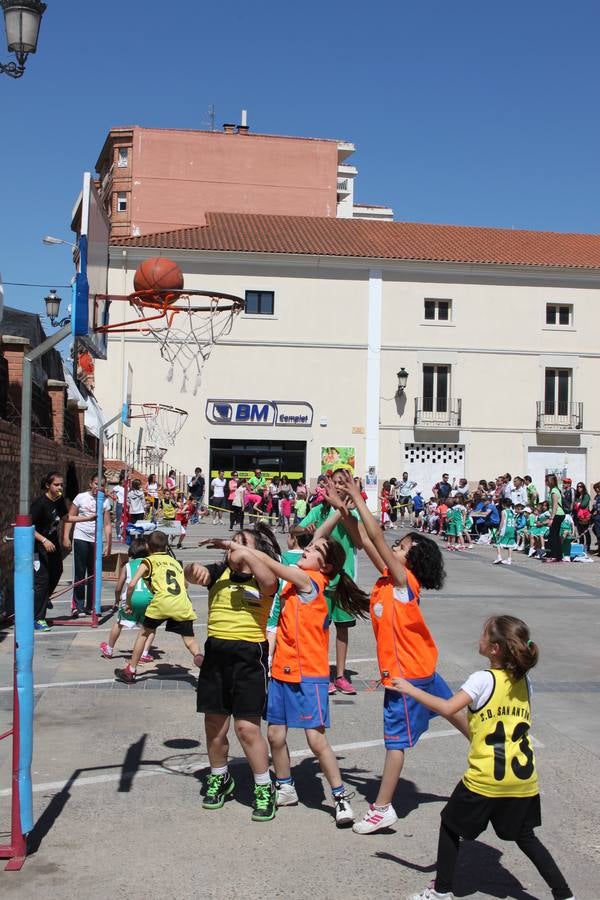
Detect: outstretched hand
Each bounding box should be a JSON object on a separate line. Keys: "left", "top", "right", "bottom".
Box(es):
{"left": 198, "top": 537, "right": 232, "bottom": 551}
{"left": 335, "top": 469, "right": 362, "bottom": 502}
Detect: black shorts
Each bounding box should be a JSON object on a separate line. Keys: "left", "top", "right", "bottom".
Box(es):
{"left": 143, "top": 615, "right": 195, "bottom": 637}
{"left": 211, "top": 497, "right": 226, "bottom": 510}
{"left": 197, "top": 636, "right": 269, "bottom": 719}
{"left": 441, "top": 781, "right": 542, "bottom": 841}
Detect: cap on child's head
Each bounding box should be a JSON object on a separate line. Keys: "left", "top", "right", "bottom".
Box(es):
{"left": 524, "top": 506, "right": 531, "bottom": 513}
{"left": 563, "top": 477, "right": 572, "bottom": 484}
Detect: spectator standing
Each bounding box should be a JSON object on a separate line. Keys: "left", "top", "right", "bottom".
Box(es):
{"left": 433, "top": 473, "right": 452, "bottom": 502}
{"left": 210, "top": 470, "right": 227, "bottom": 525}
{"left": 510, "top": 476, "right": 527, "bottom": 507}
{"left": 397, "top": 472, "right": 417, "bottom": 526}
{"left": 573, "top": 481, "right": 592, "bottom": 552}
{"left": 166, "top": 469, "right": 177, "bottom": 491}
{"left": 524, "top": 475, "right": 539, "bottom": 507}
{"left": 249, "top": 468, "right": 266, "bottom": 493}
{"left": 543, "top": 474, "right": 565, "bottom": 564}
{"left": 110, "top": 474, "right": 125, "bottom": 540}
{"left": 591, "top": 481, "right": 600, "bottom": 555}
{"left": 31, "top": 471, "right": 68, "bottom": 631}
{"left": 227, "top": 471, "right": 239, "bottom": 530}
{"left": 188, "top": 467, "right": 206, "bottom": 508}
{"left": 66, "top": 475, "right": 112, "bottom": 617}
{"left": 561, "top": 477, "right": 575, "bottom": 515}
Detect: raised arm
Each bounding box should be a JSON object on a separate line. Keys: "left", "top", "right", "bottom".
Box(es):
{"left": 336, "top": 470, "right": 406, "bottom": 585}
{"left": 230, "top": 544, "right": 311, "bottom": 594}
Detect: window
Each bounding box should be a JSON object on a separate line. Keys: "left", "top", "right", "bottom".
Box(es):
{"left": 117, "top": 147, "right": 129, "bottom": 168}
{"left": 423, "top": 364, "right": 450, "bottom": 413}
{"left": 546, "top": 303, "right": 572, "bottom": 326}
{"left": 544, "top": 368, "right": 571, "bottom": 416}
{"left": 424, "top": 298, "right": 451, "bottom": 321}
{"left": 116, "top": 191, "right": 128, "bottom": 213}
{"left": 245, "top": 290, "right": 274, "bottom": 316}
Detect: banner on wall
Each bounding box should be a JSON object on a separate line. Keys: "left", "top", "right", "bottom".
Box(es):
{"left": 320, "top": 446, "right": 356, "bottom": 474}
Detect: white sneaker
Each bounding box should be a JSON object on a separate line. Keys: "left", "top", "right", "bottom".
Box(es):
{"left": 352, "top": 802, "right": 397, "bottom": 834}
{"left": 501, "top": 559, "right": 512, "bottom": 566}
{"left": 333, "top": 790, "right": 355, "bottom": 827}
{"left": 275, "top": 781, "right": 298, "bottom": 807}
{"left": 406, "top": 887, "right": 454, "bottom": 900}
{"left": 493, "top": 558, "right": 502, "bottom": 565}
{"left": 528, "top": 548, "right": 536, "bottom": 556}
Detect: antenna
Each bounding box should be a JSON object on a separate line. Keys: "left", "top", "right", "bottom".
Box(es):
{"left": 201, "top": 104, "right": 216, "bottom": 131}
{"left": 241, "top": 109, "right": 247, "bottom": 127}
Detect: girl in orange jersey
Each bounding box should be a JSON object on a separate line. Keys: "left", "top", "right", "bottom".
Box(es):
{"left": 336, "top": 471, "right": 469, "bottom": 835}
{"left": 241, "top": 535, "right": 370, "bottom": 827}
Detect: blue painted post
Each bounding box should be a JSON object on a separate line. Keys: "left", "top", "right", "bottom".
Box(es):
{"left": 94, "top": 490, "right": 105, "bottom": 618}
{"left": 13, "top": 518, "right": 34, "bottom": 835}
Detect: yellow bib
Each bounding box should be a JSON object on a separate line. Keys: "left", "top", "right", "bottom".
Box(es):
{"left": 207, "top": 569, "right": 270, "bottom": 643}
{"left": 143, "top": 553, "right": 195, "bottom": 621}
{"left": 463, "top": 669, "right": 538, "bottom": 798}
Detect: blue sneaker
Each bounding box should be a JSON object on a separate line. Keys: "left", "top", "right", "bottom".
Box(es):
{"left": 34, "top": 620, "right": 50, "bottom": 632}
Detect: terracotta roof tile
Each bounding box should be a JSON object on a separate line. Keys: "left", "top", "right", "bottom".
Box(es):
{"left": 112, "top": 213, "right": 600, "bottom": 269}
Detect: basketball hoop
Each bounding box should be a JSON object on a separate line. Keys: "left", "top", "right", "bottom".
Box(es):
{"left": 141, "top": 445, "right": 168, "bottom": 468}
{"left": 95, "top": 289, "right": 244, "bottom": 394}
{"left": 136, "top": 403, "right": 188, "bottom": 448}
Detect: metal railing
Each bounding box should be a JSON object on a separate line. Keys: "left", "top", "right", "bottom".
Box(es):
{"left": 536, "top": 401, "right": 583, "bottom": 431}
{"left": 103, "top": 432, "right": 188, "bottom": 493}
{"left": 414, "top": 397, "right": 462, "bottom": 428}
{"left": 337, "top": 178, "right": 349, "bottom": 193}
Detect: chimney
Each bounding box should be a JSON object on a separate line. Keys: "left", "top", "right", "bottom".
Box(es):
{"left": 47, "top": 379, "right": 67, "bottom": 445}
{"left": 237, "top": 109, "right": 249, "bottom": 134}
{"left": 223, "top": 123, "right": 235, "bottom": 134}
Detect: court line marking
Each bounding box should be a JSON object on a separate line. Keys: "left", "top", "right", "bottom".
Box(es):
{"left": 0, "top": 730, "right": 461, "bottom": 797}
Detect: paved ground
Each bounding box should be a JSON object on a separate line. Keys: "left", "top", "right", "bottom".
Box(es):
{"left": 0, "top": 523, "right": 598, "bottom": 898}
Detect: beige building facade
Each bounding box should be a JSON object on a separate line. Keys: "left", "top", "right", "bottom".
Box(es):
{"left": 92, "top": 214, "right": 600, "bottom": 508}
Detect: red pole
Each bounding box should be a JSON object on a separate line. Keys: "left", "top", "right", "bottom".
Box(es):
{"left": 0, "top": 645, "right": 27, "bottom": 871}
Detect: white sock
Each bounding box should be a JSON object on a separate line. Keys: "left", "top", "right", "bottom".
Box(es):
{"left": 254, "top": 771, "right": 271, "bottom": 786}
{"left": 211, "top": 765, "right": 228, "bottom": 776}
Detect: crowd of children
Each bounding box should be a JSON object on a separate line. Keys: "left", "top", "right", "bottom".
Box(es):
{"left": 100, "top": 467, "right": 576, "bottom": 899}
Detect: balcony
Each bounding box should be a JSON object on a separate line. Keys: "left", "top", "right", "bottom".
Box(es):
{"left": 414, "top": 398, "right": 462, "bottom": 428}
{"left": 536, "top": 401, "right": 583, "bottom": 431}
{"left": 337, "top": 178, "right": 350, "bottom": 194}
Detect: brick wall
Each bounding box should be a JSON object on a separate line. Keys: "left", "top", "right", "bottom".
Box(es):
{"left": 0, "top": 334, "right": 98, "bottom": 619}
{"left": 0, "top": 419, "right": 97, "bottom": 618}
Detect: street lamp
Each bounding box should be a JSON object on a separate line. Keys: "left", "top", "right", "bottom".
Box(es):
{"left": 396, "top": 367, "right": 409, "bottom": 395}
{"left": 1, "top": 0, "right": 46, "bottom": 79}
{"left": 44, "top": 289, "right": 69, "bottom": 327}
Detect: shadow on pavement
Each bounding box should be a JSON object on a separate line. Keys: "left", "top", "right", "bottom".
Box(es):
{"left": 375, "top": 839, "right": 539, "bottom": 900}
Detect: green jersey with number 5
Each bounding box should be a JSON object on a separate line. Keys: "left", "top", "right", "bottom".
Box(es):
{"left": 464, "top": 669, "right": 538, "bottom": 798}
{"left": 142, "top": 552, "right": 196, "bottom": 621}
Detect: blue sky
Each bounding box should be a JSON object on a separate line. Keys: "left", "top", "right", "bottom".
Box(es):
{"left": 1, "top": 0, "right": 599, "bottom": 320}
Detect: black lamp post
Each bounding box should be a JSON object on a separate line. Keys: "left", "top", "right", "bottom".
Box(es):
{"left": 0, "top": 0, "right": 46, "bottom": 78}
{"left": 44, "top": 289, "right": 69, "bottom": 327}
{"left": 396, "top": 367, "right": 409, "bottom": 394}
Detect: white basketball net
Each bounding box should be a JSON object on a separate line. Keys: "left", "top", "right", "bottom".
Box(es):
{"left": 135, "top": 296, "right": 239, "bottom": 395}
{"left": 141, "top": 445, "right": 168, "bottom": 468}
{"left": 141, "top": 404, "right": 188, "bottom": 449}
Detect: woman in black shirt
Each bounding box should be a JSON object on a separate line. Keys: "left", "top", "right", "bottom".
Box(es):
{"left": 31, "top": 471, "right": 68, "bottom": 629}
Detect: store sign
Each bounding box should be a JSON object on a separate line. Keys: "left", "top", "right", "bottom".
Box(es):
{"left": 206, "top": 400, "right": 313, "bottom": 427}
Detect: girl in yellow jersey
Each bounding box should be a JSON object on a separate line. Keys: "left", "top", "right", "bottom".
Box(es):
{"left": 393, "top": 615, "right": 575, "bottom": 900}
{"left": 114, "top": 530, "right": 204, "bottom": 684}
{"left": 185, "top": 523, "right": 281, "bottom": 824}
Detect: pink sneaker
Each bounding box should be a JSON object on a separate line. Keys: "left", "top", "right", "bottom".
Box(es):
{"left": 334, "top": 675, "right": 356, "bottom": 695}
{"left": 328, "top": 682, "right": 337, "bottom": 695}
{"left": 139, "top": 653, "right": 153, "bottom": 664}
{"left": 100, "top": 642, "right": 113, "bottom": 659}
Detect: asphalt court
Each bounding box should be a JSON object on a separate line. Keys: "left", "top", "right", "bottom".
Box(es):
{"left": 0, "top": 525, "right": 598, "bottom": 898}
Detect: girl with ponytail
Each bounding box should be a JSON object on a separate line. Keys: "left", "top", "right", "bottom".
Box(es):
{"left": 392, "top": 616, "right": 574, "bottom": 900}
{"left": 232, "top": 534, "right": 367, "bottom": 826}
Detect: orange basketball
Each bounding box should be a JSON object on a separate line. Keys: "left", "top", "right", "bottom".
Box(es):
{"left": 133, "top": 257, "right": 184, "bottom": 297}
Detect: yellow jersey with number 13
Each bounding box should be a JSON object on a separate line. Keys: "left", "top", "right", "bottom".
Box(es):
{"left": 463, "top": 669, "right": 538, "bottom": 798}
{"left": 142, "top": 552, "right": 196, "bottom": 621}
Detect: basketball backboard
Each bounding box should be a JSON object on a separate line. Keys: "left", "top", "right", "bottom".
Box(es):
{"left": 71, "top": 172, "right": 110, "bottom": 359}
{"left": 122, "top": 362, "right": 133, "bottom": 426}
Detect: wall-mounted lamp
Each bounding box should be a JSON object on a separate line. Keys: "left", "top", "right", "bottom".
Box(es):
{"left": 44, "top": 289, "right": 70, "bottom": 328}
{"left": 396, "top": 368, "right": 409, "bottom": 395}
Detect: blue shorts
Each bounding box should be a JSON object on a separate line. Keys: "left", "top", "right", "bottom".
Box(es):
{"left": 266, "top": 678, "right": 330, "bottom": 729}
{"left": 383, "top": 672, "right": 452, "bottom": 750}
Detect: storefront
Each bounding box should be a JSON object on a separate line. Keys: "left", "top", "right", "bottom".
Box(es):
{"left": 209, "top": 439, "right": 306, "bottom": 481}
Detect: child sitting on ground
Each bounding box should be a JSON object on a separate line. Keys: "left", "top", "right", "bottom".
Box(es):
{"left": 114, "top": 530, "right": 203, "bottom": 683}
{"left": 101, "top": 539, "right": 156, "bottom": 663}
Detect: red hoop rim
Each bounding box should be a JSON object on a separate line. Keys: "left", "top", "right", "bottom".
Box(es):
{"left": 93, "top": 289, "right": 244, "bottom": 334}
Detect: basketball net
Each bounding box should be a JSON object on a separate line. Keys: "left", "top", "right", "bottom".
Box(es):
{"left": 141, "top": 445, "right": 168, "bottom": 468}
{"left": 134, "top": 295, "right": 238, "bottom": 395}
{"left": 141, "top": 404, "right": 188, "bottom": 451}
